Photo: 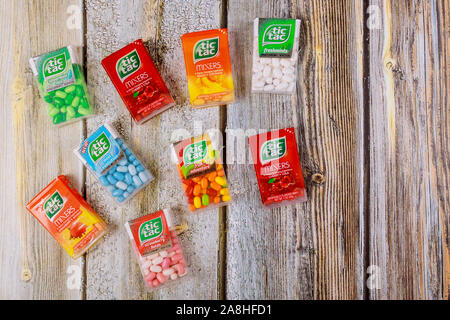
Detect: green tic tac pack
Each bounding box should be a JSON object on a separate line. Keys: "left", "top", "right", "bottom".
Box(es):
{"left": 29, "top": 46, "right": 94, "bottom": 126}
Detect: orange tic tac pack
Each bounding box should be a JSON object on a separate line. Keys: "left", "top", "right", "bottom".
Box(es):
{"left": 26, "top": 175, "right": 107, "bottom": 259}
{"left": 181, "top": 29, "right": 235, "bottom": 108}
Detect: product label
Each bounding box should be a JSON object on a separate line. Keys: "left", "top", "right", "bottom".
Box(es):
{"left": 33, "top": 47, "right": 76, "bottom": 92}
{"left": 258, "top": 19, "right": 296, "bottom": 58}
{"left": 116, "top": 49, "right": 142, "bottom": 82}
{"left": 25, "top": 176, "right": 107, "bottom": 258}
{"left": 44, "top": 191, "right": 65, "bottom": 221}
{"left": 249, "top": 128, "right": 306, "bottom": 206}
{"left": 193, "top": 37, "right": 219, "bottom": 64}
{"left": 127, "top": 210, "right": 172, "bottom": 257}
{"left": 79, "top": 125, "right": 122, "bottom": 176}
{"left": 261, "top": 137, "right": 286, "bottom": 165}
{"left": 181, "top": 29, "right": 235, "bottom": 107}
{"left": 183, "top": 140, "right": 208, "bottom": 166}
{"left": 173, "top": 134, "right": 216, "bottom": 179}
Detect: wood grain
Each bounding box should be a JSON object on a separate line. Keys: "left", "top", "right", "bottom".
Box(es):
{"left": 0, "top": 0, "right": 85, "bottom": 299}
{"left": 84, "top": 0, "right": 223, "bottom": 299}
{"left": 367, "top": 0, "right": 449, "bottom": 300}
{"left": 225, "top": 0, "right": 365, "bottom": 299}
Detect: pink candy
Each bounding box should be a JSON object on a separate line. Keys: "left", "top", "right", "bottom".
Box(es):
{"left": 138, "top": 231, "right": 187, "bottom": 290}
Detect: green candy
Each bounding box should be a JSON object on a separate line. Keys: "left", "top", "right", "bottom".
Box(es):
{"left": 55, "top": 90, "right": 67, "bottom": 99}
{"left": 53, "top": 97, "right": 65, "bottom": 107}
{"left": 60, "top": 106, "right": 67, "bottom": 113}
{"left": 44, "top": 95, "right": 53, "bottom": 103}
{"left": 75, "top": 86, "right": 84, "bottom": 97}
{"left": 48, "top": 107, "right": 60, "bottom": 117}
{"left": 65, "top": 94, "right": 74, "bottom": 105}
{"left": 64, "top": 85, "right": 76, "bottom": 94}
{"left": 67, "top": 106, "right": 76, "bottom": 117}
{"left": 78, "top": 106, "right": 91, "bottom": 115}
{"left": 202, "top": 194, "right": 210, "bottom": 206}
{"left": 52, "top": 113, "right": 64, "bottom": 125}
{"left": 71, "top": 96, "right": 80, "bottom": 107}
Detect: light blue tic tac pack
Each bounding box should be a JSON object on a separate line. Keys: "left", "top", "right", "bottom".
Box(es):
{"left": 76, "top": 123, "right": 123, "bottom": 176}
{"left": 74, "top": 122, "right": 154, "bottom": 204}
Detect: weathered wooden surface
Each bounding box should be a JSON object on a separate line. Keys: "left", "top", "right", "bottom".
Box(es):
{"left": 226, "top": 0, "right": 365, "bottom": 299}
{"left": 367, "top": 0, "right": 449, "bottom": 300}
{"left": 0, "top": 0, "right": 85, "bottom": 299}
{"left": 0, "top": 0, "right": 448, "bottom": 300}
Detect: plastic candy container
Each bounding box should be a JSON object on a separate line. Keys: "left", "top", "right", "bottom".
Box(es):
{"left": 74, "top": 122, "right": 153, "bottom": 203}
{"left": 29, "top": 46, "right": 94, "bottom": 126}
{"left": 172, "top": 133, "right": 231, "bottom": 212}
{"left": 26, "top": 175, "right": 107, "bottom": 259}
{"left": 252, "top": 18, "right": 301, "bottom": 94}
{"left": 101, "top": 39, "right": 175, "bottom": 124}
{"left": 181, "top": 29, "right": 235, "bottom": 108}
{"left": 125, "top": 209, "right": 188, "bottom": 290}
{"left": 249, "top": 128, "right": 307, "bottom": 207}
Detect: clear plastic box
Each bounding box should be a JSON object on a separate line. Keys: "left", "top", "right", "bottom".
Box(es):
{"left": 74, "top": 122, "right": 154, "bottom": 204}
{"left": 125, "top": 209, "right": 188, "bottom": 291}
{"left": 251, "top": 18, "right": 301, "bottom": 94}
{"left": 29, "top": 45, "right": 94, "bottom": 126}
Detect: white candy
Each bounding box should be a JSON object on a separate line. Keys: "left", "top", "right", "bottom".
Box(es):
{"left": 272, "top": 68, "right": 282, "bottom": 79}
{"left": 252, "top": 18, "right": 300, "bottom": 93}
{"left": 147, "top": 252, "right": 159, "bottom": 260}
{"left": 150, "top": 265, "right": 162, "bottom": 273}
{"left": 170, "top": 273, "right": 178, "bottom": 280}
{"left": 163, "top": 268, "right": 175, "bottom": 276}
{"left": 152, "top": 256, "right": 164, "bottom": 265}
{"left": 159, "top": 250, "right": 168, "bottom": 258}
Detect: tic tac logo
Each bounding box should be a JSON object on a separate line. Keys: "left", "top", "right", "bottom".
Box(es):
{"left": 88, "top": 132, "right": 111, "bottom": 162}
{"left": 116, "top": 49, "right": 141, "bottom": 81}
{"left": 262, "top": 24, "right": 292, "bottom": 46}
{"left": 139, "top": 217, "right": 163, "bottom": 244}
{"left": 43, "top": 53, "right": 67, "bottom": 78}
{"left": 260, "top": 136, "right": 286, "bottom": 165}
{"left": 183, "top": 140, "right": 207, "bottom": 166}
{"left": 193, "top": 37, "right": 219, "bottom": 64}
{"left": 44, "top": 191, "right": 65, "bottom": 221}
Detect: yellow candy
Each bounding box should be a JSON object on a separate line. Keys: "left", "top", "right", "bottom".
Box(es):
{"left": 215, "top": 176, "right": 227, "bottom": 187}
{"left": 222, "top": 195, "right": 231, "bottom": 202}
{"left": 194, "top": 196, "right": 202, "bottom": 209}
{"left": 220, "top": 188, "right": 229, "bottom": 196}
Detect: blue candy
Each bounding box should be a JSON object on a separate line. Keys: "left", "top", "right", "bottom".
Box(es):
{"left": 133, "top": 160, "right": 140, "bottom": 166}
{"left": 128, "top": 155, "right": 136, "bottom": 162}
{"left": 133, "top": 175, "right": 142, "bottom": 187}
{"left": 116, "top": 138, "right": 123, "bottom": 146}
{"left": 125, "top": 173, "right": 133, "bottom": 185}
{"left": 100, "top": 176, "right": 110, "bottom": 186}
{"left": 116, "top": 165, "right": 128, "bottom": 173}
{"left": 123, "top": 192, "right": 130, "bottom": 198}
{"left": 113, "top": 172, "right": 125, "bottom": 180}
{"left": 107, "top": 175, "right": 118, "bottom": 185}
{"left": 136, "top": 165, "right": 144, "bottom": 172}
{"left": 126, "top": 185, "right": 135, "bottom": 193}
{"left": 117, "top": 196, "right": 125, "bottom": 203}
{"left": 112, "top": 189, "right": 123, "bottom": 197}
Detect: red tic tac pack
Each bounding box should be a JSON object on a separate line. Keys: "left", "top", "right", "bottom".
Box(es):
{"left": 249, "top": 128, "right": 307, "bottom": 208}
{"left": 101, "top": 39, "right": 175, "bottom": 124}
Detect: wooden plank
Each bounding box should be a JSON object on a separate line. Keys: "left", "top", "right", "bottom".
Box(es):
{"left": 225, "top": 0, "right": 365, "bottom": 299}
{"left": 85, "top": 0, "right": 222, "bottom": 299}
{"left": 0, "top": 0, "right": 84, "bottom": 299}
{"left": 367, "top": 0, "right": 449, "bottom": 299}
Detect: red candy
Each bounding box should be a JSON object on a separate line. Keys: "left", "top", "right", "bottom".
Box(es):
{"left": 102, "top": 39, "right": 175, "bottom": 124}
{"left": 249, "top": 128, "right": 307, "bottom": 207}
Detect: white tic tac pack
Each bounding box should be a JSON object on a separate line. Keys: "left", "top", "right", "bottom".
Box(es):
{"left": 252, "top": 18, "right": 301, "bottom": 94}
